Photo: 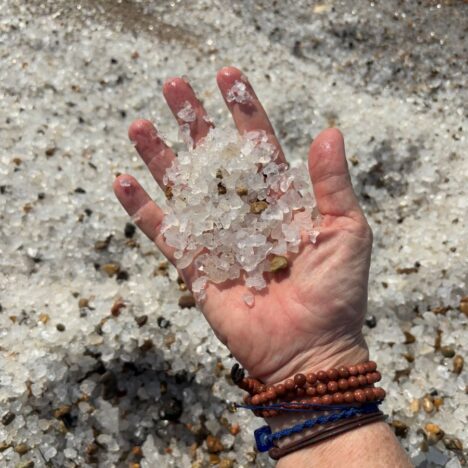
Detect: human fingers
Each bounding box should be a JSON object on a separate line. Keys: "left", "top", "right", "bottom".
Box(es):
{"left": 308, "top": 128, "right": 363, "bottom": 218}
{"left": 163, "top": 76, "right": 213, "bottom": 148}
{"left": 113, "top": 174, "right": 174, "bottom": 261}
{"left": 216, "top": 66, "right": 286, "bottom": 164}
{"left": 128, "top": 119, "right": 176, "bottom": 190}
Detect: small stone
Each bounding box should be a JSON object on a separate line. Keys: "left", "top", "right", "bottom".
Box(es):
{"left": 403, "top": 331, "right": 416, "bottom": 344}
{"left": 131, "top": 446, "right": 143, "bottom": 457}
{"left": 94, "top": 235, "right": 112, "bottom": 251}
{"left": 209, "top": 455, "right": 220, "bottom": 465}
{"left": 45, "top": 147, "right": 56, "bottom": 157}
{"left": 178, "top": 294, "right": 196, "bottom": 308}
{"left": 177, "top": 276, "right": 188, "bottom": 291}
{"left": 365, "top": 315, "right": 377, "bottom": 328}
{"left": 100, "top": 263, "right": 120, "bottom": 277}
{"left": 443, "top": 436, "right": 463, "bottom": 451}
{"left": 56, "top": 323, "right": 66, "bottom": 332}
{"left": 124, "top": 222, "right": 136, "bottom": 238}
{"left": 206, "top": 434, "right": 224, "bottom": 454}
{"left": 164, "top": 185, "right": 173, "bottom": 200}
{"left": 14, "top": 443, "right": 29, "bottom": 455}
{"left": 78, "top": 298, "right": 90, "bottom": 309}
{"left": 453, "top": 355, "right": 464, "bottom": 374}
{"left": 23, "top": 203, "right": 33, "bottom": 213}
{"left": 159, "top": 397, "right": 183, "bottom": 421}
{"left": 422, "top": 396, "right": 434, "bottom": 413}
{"left": 269, "top": 255, "right": 288, "bottom": 272}
{"left": 409, "top": 399, "right": 420, "bottom": 414}
{"left": 1, "top": 411, "right": 15, "bottom": 426}
{"left": 219, "top": 459, "right": 234, "bottom": 468}
{"left": 53, "top": 405, "right": 71, "bottom": 418}
{"left": 433, "top": 396, "right": 444, "bottom": 410}
{"left": 459, "top": 296, "right": 468, "bottom": 316}
{"left": 217, "top": 182, "right": 227, "bottom": 194}
{"left": 229, "top": 424, "right": 240, "bottom": 435}
{"left": 434, "top": 329, "right": 442, "bottom": 350}
{"left": 17, "top": 462, "right": 34, "bottom": 468}
{"left": 425, "top": 423, "right": 444, "bottom": 444}
{"left": 391, "top": 420, "right": 409, "bottom": 438}
{"left": 38, "top": 313, "right": 49, "bottom": 324}
{"left": 393, "top": 368, "right": 411, "bottom": 382}
{"left": 164, "top": 334, "right": 176, "bottom": 347}
{"left": 235, "top": 186, "right": 248, "bottom": 196}
{"left": 140, "top": 340, "right": 154, "bottom": 352}
{"left": 441, "top": 346, "right": 455, "bottom": 358}
{"left": 250, "top": 200, "right": 268, "bottom": 214}
{"left": 135, "top": 315, "right": 148, "bottom": 327}
{"left": 0, "top": 442, "right": 10, "bottom": 452}
{"left": 111, "top": 297, "right": 126, "bottom": 317}
{"left": 157, "top": 316, "right": 171, "bottom": 328}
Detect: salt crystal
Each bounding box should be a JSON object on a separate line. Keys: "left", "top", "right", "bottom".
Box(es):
{"left": 243, "top": 293, "right": 255, "bottom": 307}
{"left": 177, "top": 101, "right": 196, "bottom": 122}
{"left": 226, "top": 81, "right": 252, "bottom": 104}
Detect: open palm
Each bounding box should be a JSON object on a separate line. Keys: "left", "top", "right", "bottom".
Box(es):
{"left": 114, "top": 67, "right": 372, "bottom": 384}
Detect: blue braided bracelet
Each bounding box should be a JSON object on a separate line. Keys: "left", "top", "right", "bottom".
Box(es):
{"left": 254, "top": 402, "right": 380, "bottom": 452}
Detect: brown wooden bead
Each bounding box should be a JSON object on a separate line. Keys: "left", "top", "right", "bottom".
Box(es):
{"left": 321, "top": 395, "right": 333, "bottom": 405}
{"left": 338, "top": 378, "right": 349, "bottom": 391}
{"left": 372, "top": 371, "right": 382, "bottom": 382}
{"left": 338, "top": 366, "right": 349, "bottom": 378}
{"left": 306, "top": 372, "right": 317, "bottom": 384}
{"left": 296, "top": 387, "right": 305, "bottom": 398}
{"left": 306, "top": 386, "right": 316, "bottom": 396}
{"left": 285, "top": 379, "right": 295, "bottom": 391}
{"left": 257, "top": 384, "right": 267, "bottom": 393}
{"left": 358, "top": 375, "right": 368, "bottom": 386}
{"left": 343, "top": 391, "right": 354, "bottom": 403}
{"left": 311, "top": 397, "right": 321, "bottom": 405}
{"left": 354, "top": 389, "right": 366, "bottom": 403}
{"left": 366, "top": 374, "right": 374, "bottom": 385}
{"left": 373, "top": 387, "right": 386, "bottom": 400}
{"left": 275, "top": 383, "right": 286, "bottom": 396}
{"left": 316, "top": 383, "right": 327, "bottom": 395}
{"left": 367, "top": 361, "right": 377, "bottom": 372}
{"left": 317, "top": 370, "right": 328, "bottom": 382}
{"left": 294, "top": 373, "right": 306, "bottom": 387}
{"left": 266, "top": 389, "right": 277, "bottom": 401}
{"left": 251, "top": 394, "right": 260, "bottom": 405}
{"left": 260, "top": 392, "right": 269, "bottom": 404}
{"left": 364, "top": 388, "right": 375, "bottom": 401}
{"left": 266, "top": 384, "right": 275, "bottom": 392}
{"left": 356, "top": 363, "right": 367, "bottom": 375}
{"left": 327, "top": 368, "right": 339, "bottom": 381}
{"left": 348, "top": 365, "right": 358, "bottom": 376}
{"left": 286, "top": 392, "right": 296, "bottom": 401}
{"left": 327, "top": 381, "right": 339, "bottom": 393}
{"left": 348, "top": 376, "right": 359, "bottom": 388}
{"left": 333, "top": 392, "right": 344, "bottom": 404}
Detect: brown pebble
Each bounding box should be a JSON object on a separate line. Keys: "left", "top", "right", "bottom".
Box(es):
{"left": 140, "top": 339, "right": 154, "bottom": 352}
{"left": 12, "top": 157, "right": 22, "bottom": 165}
{"left": 178, "top": 294, "right": 196, "bottom": 309}
{"left": 15, "top": 443, "right": 29, "bottom": 455}
{"left": 432, "top": 306, "right": 450, "bottom": 315}
{"left": 250, "top": 200, "right": 268, "bottom": 214}
{"left": 422, "top": 396, "right": 434, "bottom": 413}
{"left": 111, "top": 297, "right": 126, "bottom": 317}
{"left": 129, "top": 464, "right": 140, "bottom": 468}
{"left": 229, "top": 423, "right": 240, "bottom": 435}
{"left": 177, "top": 276, "right": 188, "bottom": 291}
{"left": 100, "top": 262, "right": 120, "bottom": 277}
{"left": 453, "top": 355, "right": 464, "bottom": 374}
{"left": 135, "top": 315, "right": 148, "bottom": 327}
{"left": 433, "top": 396, "right": 444, "bottom": 410}
{"left": 459, "top": 296, "right": 468, "bottom": 316}
{"left": 217, "top": 182, "right": 227, "bottom": 194}
{"left": 219, "top": 459, "right": 234, "bottom": 468}
{"left": 56, "top": 323, "right": 65, "bottom": 332}
{"left": 53, "top": 405, "right": 71, "bottom": 418}
{"left": 164, "top": 185, "right": 173, "bottom": 200}
{"left": 0, "top": 442, "right": 10, "bottom": 452}
{"left": 78, "top": 297, "right": 90, "bottom": 309}
{"left": 236, "top": 186, "right": 248, "bottom": 196}
{"left": 425, "top": 423, "right": 444, "bottom": 444}
{"left": 206, "top": 434, "right": 224, "bottom": 454}
{"left": 410, "top": 399, "right": 420, "bottom": 414}
{"left": 131, "top": 446, "right": 143, "bottom": 457}
{"left": 393, "top": 368, "right": 411, "bottom": 382}
{"left": 443, "top": 436, "right": 463, "bottom": 451}
{"left": 38, "top": 313, "right": 49, "bottom": 324}
{"left": 45, "top": 147, "right": 56, "bottom": 157}
{"left": 391, "top": 420, "right": 409, "bottom": 438}
{"left": 154, "top": 260, "right": 169, "bottom": 276}
{"left": 269, "top": 255, "right": 288, "bottom": 272}
{"left": 164, "top": 334, "right": 176, "bottom": 347}
{"left": 23, "top": 203, "right": 33, "bottom": 213}
{"left": 1, "top": 411, "right": 15, "bottom": 426}
{"left": 209, "top": 454, "right": 220, "bottom": 465}
{"left": 441, "top": 346, "right": 455, "bottom": 358}
{"left": 403, "top": 353, "right": 414, "bottom": 363}
{"left": 434, "top": 329, "right": 442, "bottom": 350}
{"left": 403, "top": 331, "right": 416, "bottom": 344}
{"left": 94, "top": 235, "right": 112, "bottom": 251}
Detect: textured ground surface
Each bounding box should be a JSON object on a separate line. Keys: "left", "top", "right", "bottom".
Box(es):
{"left": 0, "top": 1, "right": 467, "bottom": 467}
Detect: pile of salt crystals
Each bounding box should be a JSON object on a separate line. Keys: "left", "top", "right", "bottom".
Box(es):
{"left": 162, "top": 121, "right": 319, "bottom": 305}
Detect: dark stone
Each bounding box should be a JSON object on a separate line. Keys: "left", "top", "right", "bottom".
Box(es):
{"left": 1, "top": 411, "right": 15, "bottom": 426}
{"left": 56, "top": 323, "right": 65, "bottom": 332}
{"left": 159, "top": 397, "right": 183, "bottom": 421}
{"left": 157, "top": 316, "right": 171, "bottom": 329}
{"left": 116, "top": 270, "right": 129, "bottom": 281}
{"left": 124, "top": 223, "right": 136, "bottom": 238}
{"left": 74, "top": 187, "right": 86, "bottom": 194}
{"left": 365, "top": 315, "right": 377, "bottom": 328}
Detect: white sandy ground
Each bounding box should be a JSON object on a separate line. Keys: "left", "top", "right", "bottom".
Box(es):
{"left": 0, "top": 1, "right": 467, "bottom": 467}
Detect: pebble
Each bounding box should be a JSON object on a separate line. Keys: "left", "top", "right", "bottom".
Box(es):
{"left": 159, "top": 397, "right": 183, "bottom": 421}
{"left": 14, "top": 443, "right": 29, "bottom": 455}
{"left": 124, "top": 222, "right": 136, "bottom": 238}
{"left": 135, "top": 315, "right": 148, "bottom": 327}
{"left": 409, "top": 399, "right": 420, "bottom": 414}
{"left": 178, "top": 294, "right": 196, "bottom": 309}
{"left": 56, "top": 323, "right": 66, "bottom": 332}
{"left": 53, "top": 405, "right": 71, "bottom": 418}
{"left": 249, "top": 200, "right": 269, "bottom": 214}
{"left": 424, "top": 423, "right": 444, "bottom": 444}
{"left": 1, "top": 411, "right": 15, "bottom": 426}
{"left": 441, "top": 346, "right": 455, "bottom": 358}
{"left": 365, "top": 315, "right": 377, "bottom": 328}
{"left": 453, "top": 355, "right": 464, "bottom": 374}
{"left": 459, "top": 296, "right": 468, "bottom": 316}
{"left": 443, "top": 436, "right": 463, "bottom": 451}
{"left": 269, "top": 255, "right": 289, "bottom": 272}
{"left": 391, "top": 420, "right": 409, "bottom": 438}
{"left": 206, "top": 434, "right": 224, "bottom": 454}
{"left": 403, "top": 331, "right": 416, "bottom": 344}
{"left": 422, "top": 396, "right": 434, "bottom": 414}
{"left": 111, "top": 297, "right": 126, "bottom": 317}
{"left": 100, "top": 263, "right": 121, "bottom": 277}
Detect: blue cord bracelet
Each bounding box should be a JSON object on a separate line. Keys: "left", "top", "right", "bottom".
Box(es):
{"left": 254, "top": 402, "right": 380, "bottom": 452}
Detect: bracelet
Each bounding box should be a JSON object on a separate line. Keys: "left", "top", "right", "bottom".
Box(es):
{"left": 268, "top": 411, "right": 386, "bottom": 460}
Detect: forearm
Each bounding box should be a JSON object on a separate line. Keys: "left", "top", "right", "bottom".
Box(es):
{"left": 277, "top": 421, "right": 413, "bottom": 468}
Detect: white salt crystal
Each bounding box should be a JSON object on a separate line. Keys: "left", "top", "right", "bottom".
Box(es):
{"left": 226, "top": 81, "right": 252, "bottom": 104}
{"left": 243, "top": 293, "right": 255, "bottom": 307}
{"left": 177, "top": 100, "right": 196, "bottom": 122}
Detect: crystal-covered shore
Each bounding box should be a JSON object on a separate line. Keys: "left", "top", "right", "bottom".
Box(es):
{"left": 0, "top": 1, "right": 466, "bottom": 467}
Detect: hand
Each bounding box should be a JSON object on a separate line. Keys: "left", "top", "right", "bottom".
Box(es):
{"left": 113, "top": 66, "right": 373, "bottom": 383}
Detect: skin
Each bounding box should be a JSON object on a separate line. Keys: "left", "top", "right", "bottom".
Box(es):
{"left": 113, "top": 66, "right": 413, "bottom": 467}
